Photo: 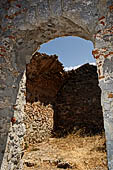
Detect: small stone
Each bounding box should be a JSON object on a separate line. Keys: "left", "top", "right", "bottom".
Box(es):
{"left": 24, "top": 161, "right": 35, "bottom": 167}
{"left": 57, "top": 162, "right": 72, "bottom": 169}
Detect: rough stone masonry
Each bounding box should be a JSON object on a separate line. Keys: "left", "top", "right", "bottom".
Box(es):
{"left": 25, "top": 52, "right": 104, "bottom": 145}
{"left": 0, "top": 0, "right": 113, "bottom": 169}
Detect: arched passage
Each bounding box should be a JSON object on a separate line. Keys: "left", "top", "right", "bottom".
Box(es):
{"left": 0, "top": 0, "right": 113, "bottom": 170}
{"left": 25, "top": 36, "right": 104, "bottom": 136}
{"left": 24, "top": 51, "right": 107, "bottom": 169}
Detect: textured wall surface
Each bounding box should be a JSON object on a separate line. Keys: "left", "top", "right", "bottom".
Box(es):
{"left": 54, "top": 64, "right": 104, "bottom": 136}
{"left": 0, "top": 0, "right": 113, "bottom": 169}
{"left": 25, "top": 54, "right": 103, "bottom": 145}
{"left": 24, "top": 101, "right": 54, "bottom": 145}
{"left": 26, "top": 52, "right": 65, "bottom": 104}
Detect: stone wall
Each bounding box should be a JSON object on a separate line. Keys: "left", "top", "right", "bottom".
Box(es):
{"left": 25, "top": 53, "right": 104, "bottom": 145}
{"left": 25, "top": 52, "right": 65, "bottom": 145}
{"left": 26, "top": 52, "right": 65, "bottom": 104}
{"left": 54, "top": 64, "right": 104, "bottom": 136}
{"left": 24, "top": 102, "right": 54, "bottom": 145}
{"left": 0, "top": 0, "right": 113, "bottom": 169}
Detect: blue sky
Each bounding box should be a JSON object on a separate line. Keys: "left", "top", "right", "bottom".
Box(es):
{"left": 39, "top": 36, "right": 95, "bottom": 67}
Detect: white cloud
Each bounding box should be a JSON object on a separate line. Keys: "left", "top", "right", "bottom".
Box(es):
{"left": 64, "top": 62, "right": 96, "bottom": 71}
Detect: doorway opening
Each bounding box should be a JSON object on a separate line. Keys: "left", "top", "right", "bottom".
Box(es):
{"left": 23, "top": 36, "right": 107, "bottom": 170}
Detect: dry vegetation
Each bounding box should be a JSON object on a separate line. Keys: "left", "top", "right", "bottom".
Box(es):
{"left": 23, "top": 130, "right": 108, "bottom": 170}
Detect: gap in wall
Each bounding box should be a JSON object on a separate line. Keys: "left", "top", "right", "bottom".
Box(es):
{"left": 23, "top": 36, "right": 107, "bottom": 170}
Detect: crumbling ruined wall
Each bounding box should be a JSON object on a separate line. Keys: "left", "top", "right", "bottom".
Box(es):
{"left": 24, "top": 52, "right": 65, "bottom": 145}
{"left": 54, "top": 64, "right": 104, "bottom": 136}
{"left": 26, "top": 52, "right": 65, "bottom": 104}
{"left": 24, "top": 101, "right": 54, "bottom": 145}
{"left": 0, "top": 0, "right": 113, "bottom": 169}
{"left": 25, "top": 52, "right": 104, "bottom": 146}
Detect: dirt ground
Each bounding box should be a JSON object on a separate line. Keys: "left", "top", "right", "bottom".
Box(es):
{"left": 23, "top": 130, "right": 108, "bottom": 170}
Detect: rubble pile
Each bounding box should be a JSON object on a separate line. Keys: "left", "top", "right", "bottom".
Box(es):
{"left": 24, "top": 101, "right": 54, "bottom": 145}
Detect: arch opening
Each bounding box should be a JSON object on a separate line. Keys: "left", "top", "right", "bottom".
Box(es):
{"left": 23, "top": 36, "right": 107, "bottom": 170}
{"left": 0, "top": 0, "right": 112, "bottom": 169}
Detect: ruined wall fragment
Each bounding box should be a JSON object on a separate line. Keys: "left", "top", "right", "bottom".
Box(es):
{"left": 0, "top": 0, "right": 113, "bottom": 169}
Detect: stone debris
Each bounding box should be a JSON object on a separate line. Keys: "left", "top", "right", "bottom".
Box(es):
{"left": 0, "top": 0, "right": 113, "bottom": 169}
{"left": 24, "top": 101, "right": 54, "bottom": 145}
{"left": 23, "top": 134, "right": 107, "bottom": 170}
{"left": 24, "top": 161, "right": 36, "bottom": 167}
{"left": 57, "top": 162, "right": 72, "bottom": 169}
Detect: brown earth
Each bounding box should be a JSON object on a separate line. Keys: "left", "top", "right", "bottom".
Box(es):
{"left": 23, "top": 131, "right": 108, "bottom": 170}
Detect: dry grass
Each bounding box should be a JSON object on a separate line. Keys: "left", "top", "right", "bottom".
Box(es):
{"left": 23, "top": 131, "right": 108, "bottom": 170}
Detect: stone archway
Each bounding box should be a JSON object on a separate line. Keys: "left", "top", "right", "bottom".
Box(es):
{"left": 0, "top": 0, "right": 113, "bottom": 169}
